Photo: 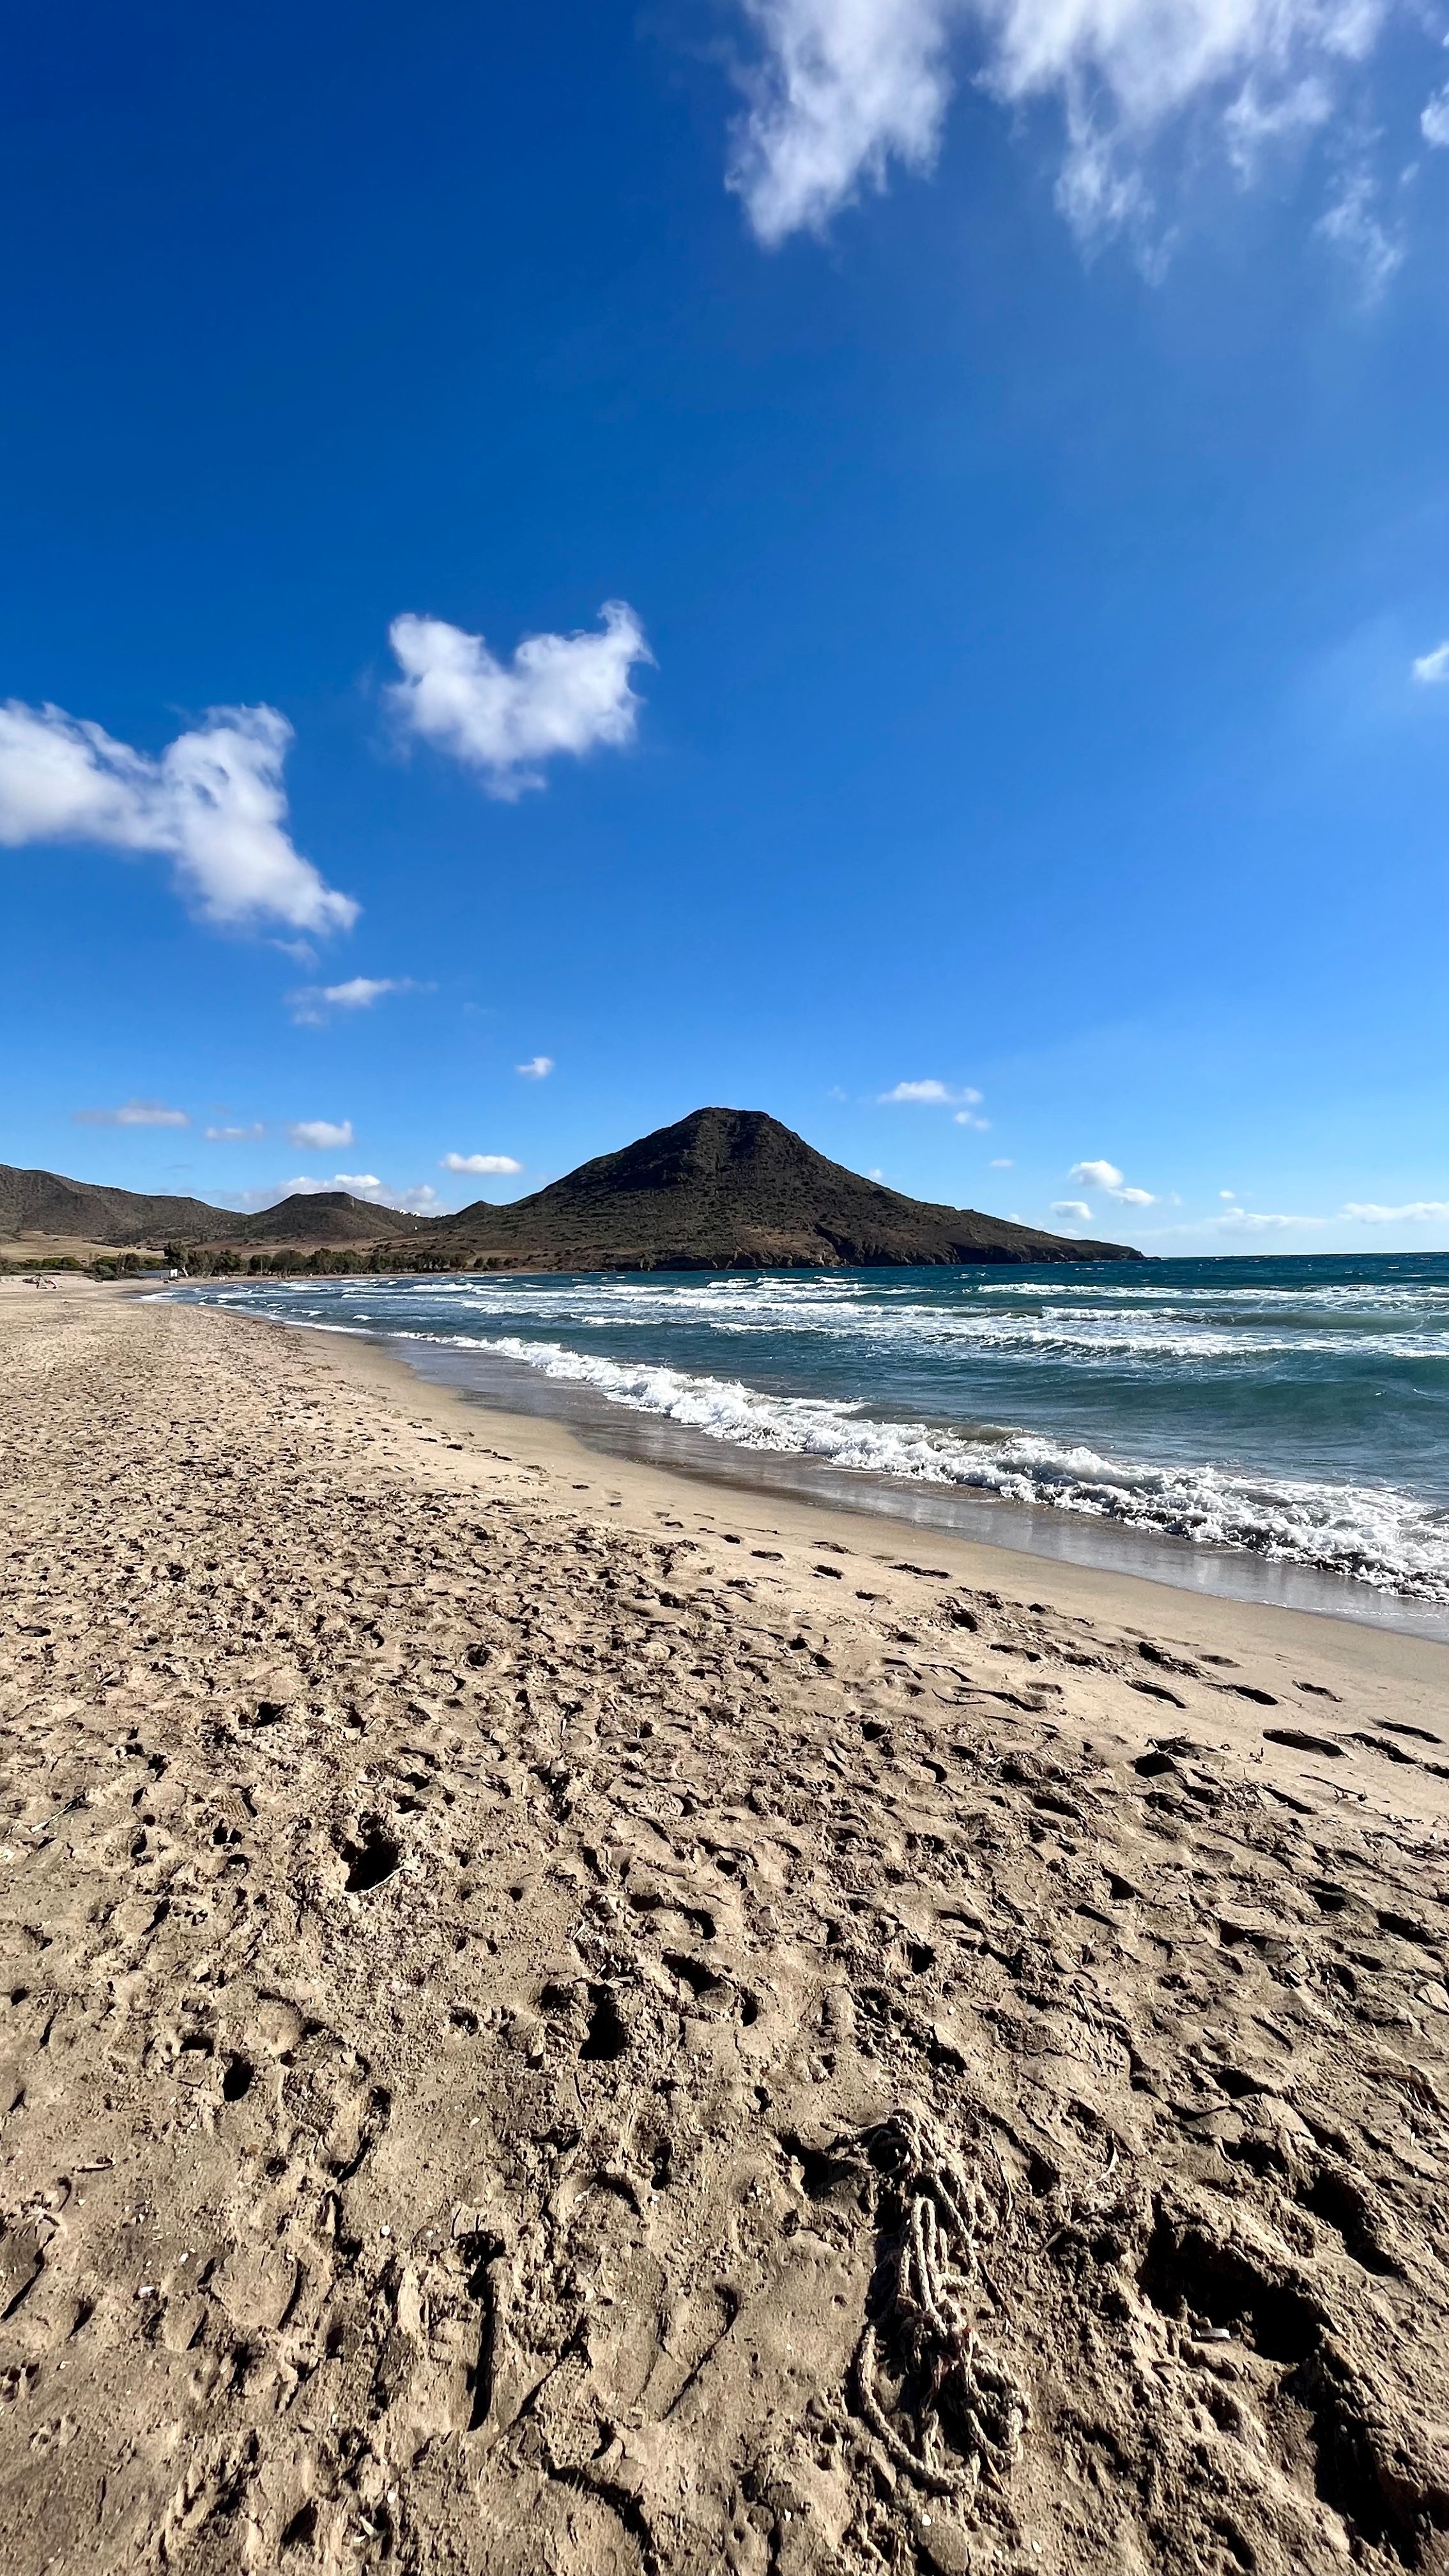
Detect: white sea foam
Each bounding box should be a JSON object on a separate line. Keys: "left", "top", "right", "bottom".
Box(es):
{"left": 181, "top": 1262, "right": 1449, "bottom": 1602}
{"left": 470, "top": 1334, "right": 1449, "bottom": 1602}
{"left": 267, "top": 1271, "right": 1449, "bottom": 1367}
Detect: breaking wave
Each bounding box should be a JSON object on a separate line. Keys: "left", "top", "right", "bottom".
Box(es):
{"left": 473, "top": 1334, "right": 1449, "bottom": 1603}
{"left": 174, "top": 1251, "right": 1449, "bottom": 1606}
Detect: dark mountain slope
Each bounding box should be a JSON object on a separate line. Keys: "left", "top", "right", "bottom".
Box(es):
{"left": 5, "top": 1114, "right": 1143, "bottom": 1265}
{"left": 0, "top": 1164, "right": 419, "bottom": 1250}
{"left": 424, "top": 1107, "right": 1141, "bottom": 1268}
{"left": 0, "top": 1163, "right": 226, "bottom": 1247}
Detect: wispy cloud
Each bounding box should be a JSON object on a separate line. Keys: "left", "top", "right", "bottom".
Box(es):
{"left": 388, "top": 602, "right": 651, "bottom": 800}
{"left": 989, "top": 1156, "right": 1014, "bottom": 1169}
{"left": 1225, "top": 1211, "right": 1327, "bottom": 1231}
{"left": 516, "top": 1055, "right": 555, "bottom": 1079}
{"left": 1314, "top": 157, "right": 1403, "bottom": 298}
{"left": 73, "top": 1098, "right": 188, "bottom": 1129}
{"left": 881, "top": 1078, "right": 983, "bottom": 1105}
{"left": 204, "top": 1122, "right": 266, "bottom": 1142}
{"left": 1181, "top": 1207, "right": 1329, "bottom": 1234}
{"left": 0, "top": 700, "right": 356, "bottom": 934}
{"left": 1341, "top": 1199, "right": 1449, "bottom": 1223}
{"left": 287, "top": 1118, "right": 353, "bottom": 1151}
{"left": 289, "top": 976, "right": 424, "bottom": 1027}
{"left": 725, "top": 0, "right": 1404, "bottom": 262}
{"left": 1412, "top": 641, "right": 1449, "bottom": 686}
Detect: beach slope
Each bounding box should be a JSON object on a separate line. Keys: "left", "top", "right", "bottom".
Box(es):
{"left": 2, "top": 1289, "right": 1447, "bottom": 2575}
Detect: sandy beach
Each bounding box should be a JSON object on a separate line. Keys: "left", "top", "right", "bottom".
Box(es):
{"left": 3, "top": 1283, "right": 1449, "bottom": 2575}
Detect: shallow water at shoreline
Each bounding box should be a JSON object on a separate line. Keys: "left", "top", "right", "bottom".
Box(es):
{"left": 170, "top": 1254, "right": 1449, "bottom": 1635}
{"left": 391, "top": 1331, "right": 1449, "bottom": 1642}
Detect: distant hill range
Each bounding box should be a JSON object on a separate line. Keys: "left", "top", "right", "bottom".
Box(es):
{"left": 0, "top": 1163, "right": 421, "bottom": 1251}
{"left": 0, "top": 1162, "right": 229, "bottom": 1249}
{"left": 1, "top": 1110, "right": 1144, "bottom": 1268}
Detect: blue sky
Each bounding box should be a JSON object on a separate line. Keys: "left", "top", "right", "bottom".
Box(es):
{"left": 1, "top": 0, "right": 1445, "bottom": 1252}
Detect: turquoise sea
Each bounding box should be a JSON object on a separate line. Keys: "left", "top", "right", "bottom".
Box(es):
{"left": 176, "top": 1254, "right": 1449, "bottom": 1625}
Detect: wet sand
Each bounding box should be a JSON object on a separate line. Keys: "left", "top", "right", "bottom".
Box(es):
{"left": 387, "top": 1330, "right": 1449, "bottom": 1646}
{"left": 3, "top": 1285, "right": 1448, "bottom": 2575}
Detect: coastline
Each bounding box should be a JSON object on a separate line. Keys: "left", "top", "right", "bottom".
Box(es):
{"left": 152, "top": 1260, "right": 1449, "bottom": 1648}
{"left": 157, "top": 1259, "right": 1449, "bottom": 1646}
{"left": 321, "top": 1312, "right": 1449, "bottom": 1700}
{"left": 5, "top": 1284, "right": 1449, "bottom": 2575}
{"left": 379, "top": 1325, "right": 1449, "bottom": 1648}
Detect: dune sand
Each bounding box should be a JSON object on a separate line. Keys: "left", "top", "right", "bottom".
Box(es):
{"left": 3, "top": 1286, "right": 1448, "bottom": 2575}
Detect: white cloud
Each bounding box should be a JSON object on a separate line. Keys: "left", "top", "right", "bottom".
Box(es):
{"left": 881, "top": 1078, "right": 983, "bottom": 1104}
{"left": 989, "top": 1156, "right": 1014, "bottom": 1168}
{"left": 1314, "top": 160, "right": 1402, "bottom": 296}
{"left": 725, "top": 0, "right": 1398, "bottom": 257}
{"left": 387, "top": 602, "right": 650, "bottom": 799}
{"left": 1147, "top": 1206, "right": 1333, "bottom": 1238}
{"left": 1213, "top": 1208, "right": 1327, "bottom": 1232}
{"left": 325, "top": 1174, "right": 447, "bottom": 1215}
{"left": 1051, "top": 1199, "right": 1093, "bottom": 1221}
{"left": 1220, "top": 1188, "right": 1238, "bottom": 1200}
{"left": 225, "top": 1172, "right": 445, "bottom": 1216}
{"left": 1070, "top": 1158, "right": 1123, "bottom": 1191}
{"left": 1341, "top": 1199, "right": 1449, "bottom": 1223}
{"left": 867, "top": 1165, "right": 887, "bottom": 1180}
{"left": 1223, "top": 67, "right": 1335, "bottom": 169}
{"left": 953, "top": 1108, "right": 990, "bottom": 1130}
{"left": 441, "top": 1151, "right": 524, "bottom": 1175}
{"left": 728, "top": 0, "right": 957, "bottom": 245}
{"left": 74, "top": 1098, "right": 189, "bottom": 1129}
{"left": 1113, "top": 1184, "right": 1156, "bottom": 1207}
{"left": 324, "top": 977, "right": 398, "bottom": 1009}
{"left": 288, "top": 1119, "right": 354, "bottom": 1151}
{"left": 1412, "top": 641, "right": 1449, "bottom": 685}
{"left": 204, "top": 1123, "right": 266, "bottom": 1142}
{"left": 1422, "top": 80, "right": 1449, "bottom": 148}
{"left": 289, "top": 976, "right": 420, "bottom": 1026}
{"left": 326, "top": 1172, "right": 443, "bottom": 1216}
{"left": 516, "top": 1055, "right": 555, "bottom": 1079}
{"left": 0, "top": 700, "right": 356, "bottom": 933}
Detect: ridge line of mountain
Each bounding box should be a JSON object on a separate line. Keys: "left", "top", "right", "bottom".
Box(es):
{"left": 0, "top": 1107, "right": 1144, "bottom": 1267}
